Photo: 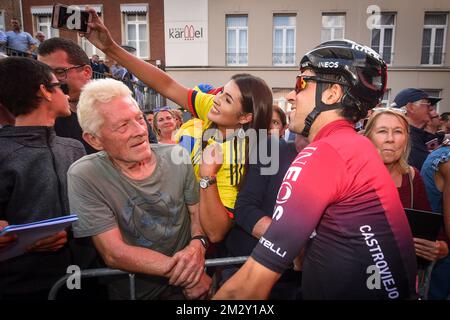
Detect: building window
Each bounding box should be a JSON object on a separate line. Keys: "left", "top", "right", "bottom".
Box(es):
{"left": 121, "top": 4, "right": 149, "bottom": 59}
{"left": 31, "top": 6, "right": 59, "bottom": 39}
{"left": 125, "top": 13, "right": 149, "bottom": 59}
{"left": 421, "top": 13, "right": 447, "bottom": 65}
{"left": 371, "top": 13, "right": 395, "bottom": 65}
{"left": 0, "top": 10, "right": 5, "bottom": 32}
{"left": 321, "top": 13, "right": 345, "bottom": 43}
{"left": 273, "top": 14, "right": 296, "bottom": 66}
{"left": 36, "top": 15, "right": 59, "bottom": 39}
{"left": 380, "top": 89, "right": 390, "bottom": 107}
{"left": 79, "top": 7, "right": 104, "bottom": 58}
{"left": 226, "top": 15, "right": 248, "bottom": 66}
{"left": 421, "top": 89, "right": 442, "bottom": 112}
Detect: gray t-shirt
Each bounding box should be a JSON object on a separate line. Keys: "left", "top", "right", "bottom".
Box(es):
{"left": 68, "top": 144, "right": 199, "bottom": 299}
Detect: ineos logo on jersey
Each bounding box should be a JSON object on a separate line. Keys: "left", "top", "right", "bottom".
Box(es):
{"left": 276, "top": 181, "right": 292, "bottom": 204}
{"left": 318, "top": 61, "right": 339, "bottom": 68}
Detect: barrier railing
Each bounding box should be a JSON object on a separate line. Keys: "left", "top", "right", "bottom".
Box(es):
{"left": 4, "top": 47, "right": 36, "bottom": 58}
{"left": 48, "top": 256, "right": 249, "bottom": 300}
{"left": 90, "top": 71, "right": 161, "bottom": 112}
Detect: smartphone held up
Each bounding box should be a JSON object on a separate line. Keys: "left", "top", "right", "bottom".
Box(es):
{"left": 51, "top": 3, "right": 92, "bottom": 33}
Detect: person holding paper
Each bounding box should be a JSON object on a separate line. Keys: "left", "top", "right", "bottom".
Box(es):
{"left": 0, "top": 57, "right": 86, "bottom": 299}
{"left": 0, "top": 221, "right": 16, "bottom": 248}
{"left": 68, "top": 78, "right": 211, "bottom": 300}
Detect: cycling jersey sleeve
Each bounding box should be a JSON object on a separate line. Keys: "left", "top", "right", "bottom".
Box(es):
{"left": 187, "top": 89, "right": 215, "bottom": 121}
{"left": 251, "top": 142, "right": 348, "bottom": 273}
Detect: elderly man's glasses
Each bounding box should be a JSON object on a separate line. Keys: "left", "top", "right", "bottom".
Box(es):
{"left": 52, "top": 65, "right": 85, "bottom": 80}
{"left": 414, "top": 101, "right": 432, "bottom": 108}
{"left": 295, "top": 75, "right": 348, "bottom": 94}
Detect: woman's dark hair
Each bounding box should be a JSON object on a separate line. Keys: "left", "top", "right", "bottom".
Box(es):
{"left": 231, "top": 74, "right": 273, "bottom": 131}
{"left": 0, "top": 57, "right": 54, "bottom": 116}
{"left": 230, "top": 74, "right": 274, "bottom": 189}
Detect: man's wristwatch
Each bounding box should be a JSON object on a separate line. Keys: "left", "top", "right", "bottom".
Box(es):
{"left": 199, "top": 176, "right": 216, "bottom": 189}
{"left": 191, "top": 235, "right": 210, "bottom": 250}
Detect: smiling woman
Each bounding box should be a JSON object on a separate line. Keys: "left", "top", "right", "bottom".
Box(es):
{"left": 80, "top": 8, "right": 274, "bottom": 243}
{"left": 153, "top": 109, "right": 177, "bottom": 144}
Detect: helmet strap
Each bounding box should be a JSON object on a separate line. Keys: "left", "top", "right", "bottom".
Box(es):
{"left": 301, "top": 82, "right": 343, "bottom": 137}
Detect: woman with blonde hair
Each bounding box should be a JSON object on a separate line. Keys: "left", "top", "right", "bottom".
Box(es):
{"left": 364, "top": 108, "right": 448, "bottom": 297}
{"left": 152, "top": 108, "right": 178, "bottom": 144}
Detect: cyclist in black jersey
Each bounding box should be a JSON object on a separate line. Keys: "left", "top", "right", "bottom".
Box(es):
{"left": 215, "top": 40, "right": 418, "bottom": 300}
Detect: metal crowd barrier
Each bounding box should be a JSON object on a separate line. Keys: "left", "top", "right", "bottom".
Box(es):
{"left": 48, "top": 256, "right": 249, "bottom": 300}
{"left": 5, "top": 47, "right": 37, "bottom": 58}
{"left": 91, "top": 71, "right": 161, "bottom": 112}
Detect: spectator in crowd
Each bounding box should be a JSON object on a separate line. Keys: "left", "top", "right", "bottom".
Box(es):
{"left": 98, "top": 59, "right": 109, "bottom": 74}
{"left": 84, "top": 9, "right": 273, "bottom": 243}
{"left": 270, "top": 105, "right": 288, "bottom": 138}
{"left": 69, "top": 78, "right": 211, "bottom": 300}
{"left": 173, "top": 109, "right": 184, "bottom": 128}
{"left": 153, "top": 108, "right": 178, "bottom": 144}
{"left": 421, "top": 139, "right": 450, "bottom": 300}
{"left": 214, "top": 40, "right": 417, "bottom": 300}
{"left": 38, "top": 37, "right": 97, "bottom": 154}
{"left": 0, "top": 57, "right": 87, "bottom": 299}
{"left": 110, "top": 61, "right": 127, "bottom": 80}
{"left": 35, "top": 31, "right": 45, "bottom": 46}
{"left": 365, "top": 108, "right": 432, "bottom": 210}
{"left": 283, "top": 109, "right": 297, "bottom": 142}
{"left": 145, "top": 110, "right": 154, "bottom": 130}
{"left": 5, "top": 18, "right": 37, "bottom": 55}
{"left": 440, "top": 112, "right": 450, "bottom": 134}
{"left": 0, "top": 30, "right": 6, "bottom": 53}
{"left": 426, "top": 108, "right": 443, "bottom": 134}
{"left": 90, "top": 54, "right": 109, "bottom": 76}
{"left": 424, "top": 108, "right": 446, "bottom": 150}
{"left": 364, "top": 107, "right": 448, "bottom": 298}
{"left": 391, "top": 88, "right": 441, "bottom": 170}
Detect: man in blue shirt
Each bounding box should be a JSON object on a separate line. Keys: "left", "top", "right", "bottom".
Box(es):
{"left": 0, "top": 31, "right": 6, "bottom": 53}
{"left": 5, "top": 18, "right": 37, "bottom": 55}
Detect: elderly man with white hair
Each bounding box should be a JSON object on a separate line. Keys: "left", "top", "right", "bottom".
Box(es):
{"left": 68, "top": 78, "right": 211, "bottom": 300}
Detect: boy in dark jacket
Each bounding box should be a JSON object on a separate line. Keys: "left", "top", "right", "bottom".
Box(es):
{"left": 0, "top": 57, "right": 88, "bottom": 299}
